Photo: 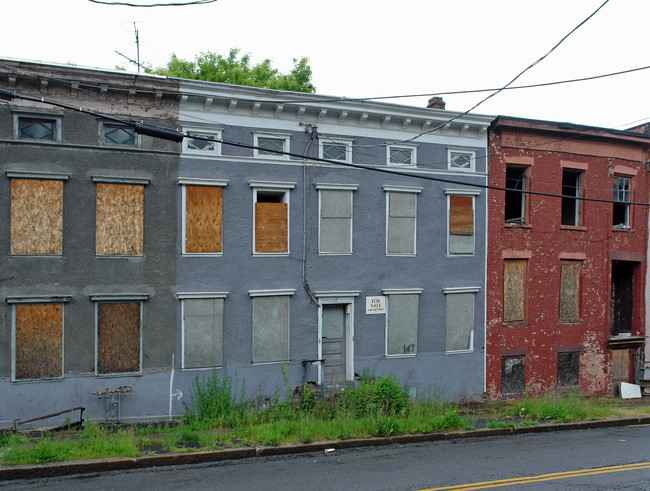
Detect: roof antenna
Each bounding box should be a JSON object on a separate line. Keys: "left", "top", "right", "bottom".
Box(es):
{"left": 134, "top": 22, "right": 140, "bottom": 73}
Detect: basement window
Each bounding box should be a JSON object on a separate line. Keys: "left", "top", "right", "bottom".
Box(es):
{"left": 501, "top": 355, "right": 525, "bottom": 394}
{"left": 505, "top": 166, "right": 526, "bottom": 224}
{"left": 557, "top": 351, "right": 580, "bottom": 388}
{"left": 613, "top": 176, "right": 631, "bottom": 229}
{"left": 561, "top": 169, "right": 582, "bottom": 226}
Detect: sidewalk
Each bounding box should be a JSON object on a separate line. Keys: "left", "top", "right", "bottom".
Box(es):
{"left": 2, "top": 415, "right": 650, "bottom": 481}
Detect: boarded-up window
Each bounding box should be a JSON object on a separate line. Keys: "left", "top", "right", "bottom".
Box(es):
{"left": 252, "top": 295, "right": 290, "bottom": 363}
{"left": 320, "top": 190, "right": 352, "bottom": 254}
{"left": 96, "top": 183, "right": 144, "bottom": 255}
{"left": 14, "top": 304, "right": 63, "bottom": 380}
{"left": 255, "top": 191, "right": 288, "bottom": 253}
{"left": 557, "top": 351, "right": 580, "bottom": 387}
{"left": 183, "top": 298, "right": 224, "bottom": 368}
{"left": 184, "top": 185, "right": 223, "bottom": 254}
{"left": 445, "top": 292, "right": 474, "bottom": 352}
{"left": 504, "top": 260, "right": 526, "bottom": 322}
{"left": 386, "top": 293, "right": 419, "bottom": 355}
{"left": 11, "top": 178, "right": 63, "bottom": 255}
{"left": 448, "top": 195, "right": 474, "bottom": 254}
{"left": 559, "top": 262, "right": 580, "bottom": 321}
{"left": 387, "top": 191, "right": 417, "bottom": 255}
{"left": 501, "top": 356, "right": 525, "bottom": 394}
{"left": 96, "top": 302, "right": 141, "bottom": 374}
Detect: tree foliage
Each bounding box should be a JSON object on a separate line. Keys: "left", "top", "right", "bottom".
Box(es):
{"left": 151, "top": 48, "right": 315, "bottom": 93}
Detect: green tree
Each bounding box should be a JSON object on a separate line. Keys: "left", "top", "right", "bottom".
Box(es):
{"left": 151, "top": 48, "right": 315, "bottom": 93}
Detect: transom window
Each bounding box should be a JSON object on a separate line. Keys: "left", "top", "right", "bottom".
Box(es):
{"left": 320, "top": 139, "right": 351, "bottom": 162}
{"left": 255, "top": 135, "right": 288, "bottom": 158}
{"left": 187, "top": 137, "right": 216, "bottom": 152}
{"left": 183, "top": 129, "right": 221, "bottom": 155}
{"left": 388, "top": 146, "right": 416, "bottom": 166}
{"left": 103, "top": 125, "right": 136, "bottom": 145}
{"left": 449, "top": 151, "right": 475, "bottom": 171}
{"left": 18, "top": 117, "right": 55, "bottom": 140}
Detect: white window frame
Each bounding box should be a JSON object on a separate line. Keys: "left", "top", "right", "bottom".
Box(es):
{"left": 13, "top": 112, "right": 62, "bottom": 142}
{"left": 383, "top": 288, "right": 422, "bottom": 358}
{"left": 319, "top": 138, "right": 352, "bottom": 163}
{"left": 254, "top": 133, "right": 290, "bottom": 160}
{"left": 315, "top": 183, "right": 358, "bottom": 255}
{"left": 445, "top": 189, "right": 480, "bottom": 256}
{"left": 613, "top": 175, "right": 632, "bottom": 229}
{"left": 182, "top": 128, "right": 222, "bottom": 156}
{"left": 91, "top": 294, "right": 148, "bottom": 376}
{"left": 249, "top": 180, "right": 296, "bottom": 256}
{"left": 443, "top": 287, "right": 480, "bottom": 354}
{"left": 387, "top": 144, "right": 417, "bottom": 167}
{"left": 248, "top": 289, "right": 295, "bottom": 365}
{"left": 447, "top": 148, "right": 476, "bottom": 172}
{"left": 8, "top": 295, "right": 70, "bottom": 382}
{"left": 384, "top": 185, "right": 422, "bottom": 257}
{"left": 177, "top": 292, "right": 228, "bottom": 370}
{"left": 179, "top": 178, "right": 229, "bottom": 257}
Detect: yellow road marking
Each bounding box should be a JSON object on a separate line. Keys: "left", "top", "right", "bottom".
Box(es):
{"left": 422, "top": 462, "right": 650, "bottom": 490}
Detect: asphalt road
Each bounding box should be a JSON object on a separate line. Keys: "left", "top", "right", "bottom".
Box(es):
{"left": 4, "top": 425, "right": 650, "bottom": 490}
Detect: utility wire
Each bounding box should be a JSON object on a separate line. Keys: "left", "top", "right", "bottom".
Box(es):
{"left": 87, "top": 0, "right": 217, "bottom": 6}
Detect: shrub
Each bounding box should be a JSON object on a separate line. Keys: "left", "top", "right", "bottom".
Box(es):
{"left": 185, "top": 367, "right": 246, "bottom": 424}
{"left": 337, "top": 374, "right": 410, "bottom": 418}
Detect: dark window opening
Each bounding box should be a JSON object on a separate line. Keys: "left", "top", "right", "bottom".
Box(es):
{"left": 501, "top": 355, "right": 525, "bottom": 394}
{"left": 256, "top": 191, "right": 284, "bottom": 203}
{"left": 557, "top": 351, "right": 580, "bottom": 387}
{"left": 613, "top": 177, "right": 630, "bottom": 228}
{"left": 505, "top": 166, "right": 526, "bottom": 223}
{"left": 561, "top": 170, "right": 581, "bottom": 226}
{"left": 611, "top": 261, "right": 634, "bottom": 336}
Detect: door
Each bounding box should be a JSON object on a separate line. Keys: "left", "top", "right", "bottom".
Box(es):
{"left": 321, "top": 304, "right": 346, "bottom": 385}
{"left": 611, "top": 261, "right": 634, "bottom": 336}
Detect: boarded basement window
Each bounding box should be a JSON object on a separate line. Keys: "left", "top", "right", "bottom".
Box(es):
{"left": 501, "top": 355, "right": 525, "bottom": 394}
{"left": 503, "top": 260, "right": 526, "bottom": 322}
{"left": 448, "top": 195, "right": 474, "bottom": 254}
{"left": 320, "top": 189, "right": 353, "bottom": 254}
{"left": 386, "top": 293, "right": 419, "bottom": 356}
{"left": 445, "top": 292, "right": 475, "bottom": 352}
{"left": 182, "top": 297, "right": 224, "bottom": 368}
{"left": 252, "top": 295, "right": 290, "bottom": 363}
{"left": 387, "top": 191, "right": 417, "bottom": 255}
{"left": 96, "top": 183, "right": 144, "bottom": 255}
{"left": 11, "top": 178, "right": 63, "bottom": 255}
{"left": 557, "top": 351, "right": 580, "bottom": 387}
{"left": 254, "top": 191, "right": 288, "bottom": 253}
{"left": 14, "top": 304, "right": 63, "bottom": 380}
{"left": 559, "top": 262, "right": 580, "bottom": 322}
{"left": 184, "top": 185, "right": 223, "bottom": 254}
{"left": 96, "top": 302, "right": 141, "bottom": 374}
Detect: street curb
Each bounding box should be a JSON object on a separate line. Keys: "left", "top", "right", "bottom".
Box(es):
{"left": 2, "top": 417, "right": 650, "bottom": 481}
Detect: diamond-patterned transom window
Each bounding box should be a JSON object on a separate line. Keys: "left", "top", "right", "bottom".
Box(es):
{"left": 187, "top": 137, "right": 216, "bottom": 152}
{"left": 19, "top": 117, "right": 55, "bottom": 140}
{"left": 450, "top": 152, "right": 472, "bottom": 169}
{"left": 323, "top": 143, "right": 347, "bottom": 161}
{"left": 257, "top": 137, "right": 285, "bottom": 155}
{"left": 389, "top": 147, "right": 413, "bottom": 165}
{"left": 105, "top": 125, "right": 135, "bottom": 145}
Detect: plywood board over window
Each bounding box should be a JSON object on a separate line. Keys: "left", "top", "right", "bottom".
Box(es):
{"left": 96, "top": 183, "right": 144, "bottom": 255}
{"left": 449, "top": 196, "right": 473, "bottom": 235}
{"left": 504, "top": 260, "right": 526, "bottom": 322}
{"left": 14, "top": 304, "right": 63, "bottom": 380}
{"left": 97, "top": 302, "right": 141, "bottom": 374}
{"left": 11, "top": 179, "right": 63, "bottom": 255}
{"left": 255, "top": 202, "right": 288, "bottom": 253}
{"left": 185, "top": 185, "right": 223, "bottom": 253}
{"left": 559, "top": 263, "right": 580, "bottom": 321}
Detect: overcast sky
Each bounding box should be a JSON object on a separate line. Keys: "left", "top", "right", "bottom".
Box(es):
{"left": 3, "top": 0, "right": 648, "bottom": 129}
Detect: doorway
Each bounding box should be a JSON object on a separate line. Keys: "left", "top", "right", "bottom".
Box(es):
{"left": 611, "top": 261, "right": 634, "bottom": 336}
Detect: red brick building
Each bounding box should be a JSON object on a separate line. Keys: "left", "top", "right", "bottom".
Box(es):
{"left": 487, "top": 117, "right": 650, "bottom": 397}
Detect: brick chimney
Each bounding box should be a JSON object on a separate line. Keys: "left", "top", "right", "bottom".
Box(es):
{"left": 427, "top": 96, "right": 446, "bottom": 110}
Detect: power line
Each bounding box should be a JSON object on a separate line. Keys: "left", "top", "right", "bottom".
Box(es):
{"left": 87, "top": 0, "right": 217, "bottom": 6}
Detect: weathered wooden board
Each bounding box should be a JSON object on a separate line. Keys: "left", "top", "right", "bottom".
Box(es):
{"left": 559, "top": 263, "right": 580, "bottom": 321}
{"left": 11, "top": 178, "right": 63, "bottom": 254}
{"left": 255, "top": 202, "right": 288, "bottom": 253}
{"left": 185, "top": 185, "right": 222, "bottom": 253}
{"left": 503, "top": 261, "right": 525, "bottom": 322}
{"left": 96, "top": 183, "right": 143, "bottom": 255}
{"left": 449, "top": 195, "right": 473, "bottom": 236}
{"left": 97, "top": 302, "right": 140, "bottom": 374}
{"left": 15, "top": 304, "right": 63, "bottom": 379}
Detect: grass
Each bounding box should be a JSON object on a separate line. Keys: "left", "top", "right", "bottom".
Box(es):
{"left": 1, "top": 372, "right": 649, "bottom": 466}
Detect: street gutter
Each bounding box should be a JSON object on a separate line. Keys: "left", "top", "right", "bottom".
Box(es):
{"left": 2, "top": 416, "right": 650, "bottom": 481}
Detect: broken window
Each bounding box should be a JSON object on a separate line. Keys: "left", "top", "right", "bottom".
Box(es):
{"left": 183, "top": 184, "right": 224, "bottom": 254}
{"left": 183, "top": 129, "right": 221, "bottom": 155}
{"left": 96, "top": 301, "right": 142, "bottom": 374}
{"left": 181, "top": 295, "right": 225, "bottom": 369}
{"left": 561, "top": 169, "right": 582, "bottom": 226}
{"left": 95, "top": 182, "right": 144, "bottom": 256}
{"left": 13, "top": 303, "right": 64, "bottom": 380}
{"left": 613, "top": 176, "right": 631, "bottom": 228}
{"left": 559, "top": 262, "right": 580, "bottom": 322}
{"left": 385, "top": 186, "right": 421, "bottom": 255}
{"left": 557, "top": 351, "right": 580, "bottom": 387}
{"left": 505, "top": 166, "right": 526, "bottom": 224}
{"left": 252, "top": 183, "right": 294, "bottom": 254}
{"left": 444, "top": 289, "right": 478, "bottom": 352}
{"left": 318, "top": 186, "right": 355, "bottom": 254}
{"left": 250, "top": 291, "right": 293, "bottom": 363}
{"left": 501, "top": 356, "right": 525, "bottom": 394}
{"left": 503, "top": 260, "right": 526, "bottom": 322}
{"left": 448, "top": 193, "right": 476, "bottom": 255}
{"left": 384, "top": 290, "right": 421, "bottom": 356}
{"left": 11, "top": 177, "right": 64, "bottom": 255}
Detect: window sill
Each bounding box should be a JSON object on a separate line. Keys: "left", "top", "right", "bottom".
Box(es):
{"left": 447, "top": 252, "right": 475, "bottom": 258}
{"left": 318, "top": 252, "right": 353, "bottom": 256}
{"left": 182, "top": 253, "right": 223, "bottom": 258}
{"left": 11, "top": 375, "right": 64, "bottom": 383}
{"left": 96, "top": 255, "right": 144, "bottom": 260}
{"left": 612, "top": 227, "right": 634, "bottom": 233}
{"left": 386, "top": 253, "right": 417, "bottom": 257}
{"left": 94, "top": 372, "right": 143, "bottom": 378}
{"left": 252, "top": 360, "right": 290, "bottom": 366}
{"left": 505, "top": 223, "right": 531, "bottom": 229}
{"left": 10, "top": 254, "right": 63, "bottom": 259}
{"left": 445, "top": 349, "right": 474, "bottom": 355}
{"left": 558, "top": 319, "right": 583, "bottom": 324}
{"left": 503, "top": 321, "right": 529, "bottom": 327}
{"left": 181, "top": 366, "right": 223, "bottom": 372}
{"left": 252, "top": 252, "right": 290, "bottom": 257}
{"left": 385, "top": 353, "right": 417, "bottom": 358}
{"left": 560, "top": 225, "right": 586, "bottom": 231}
